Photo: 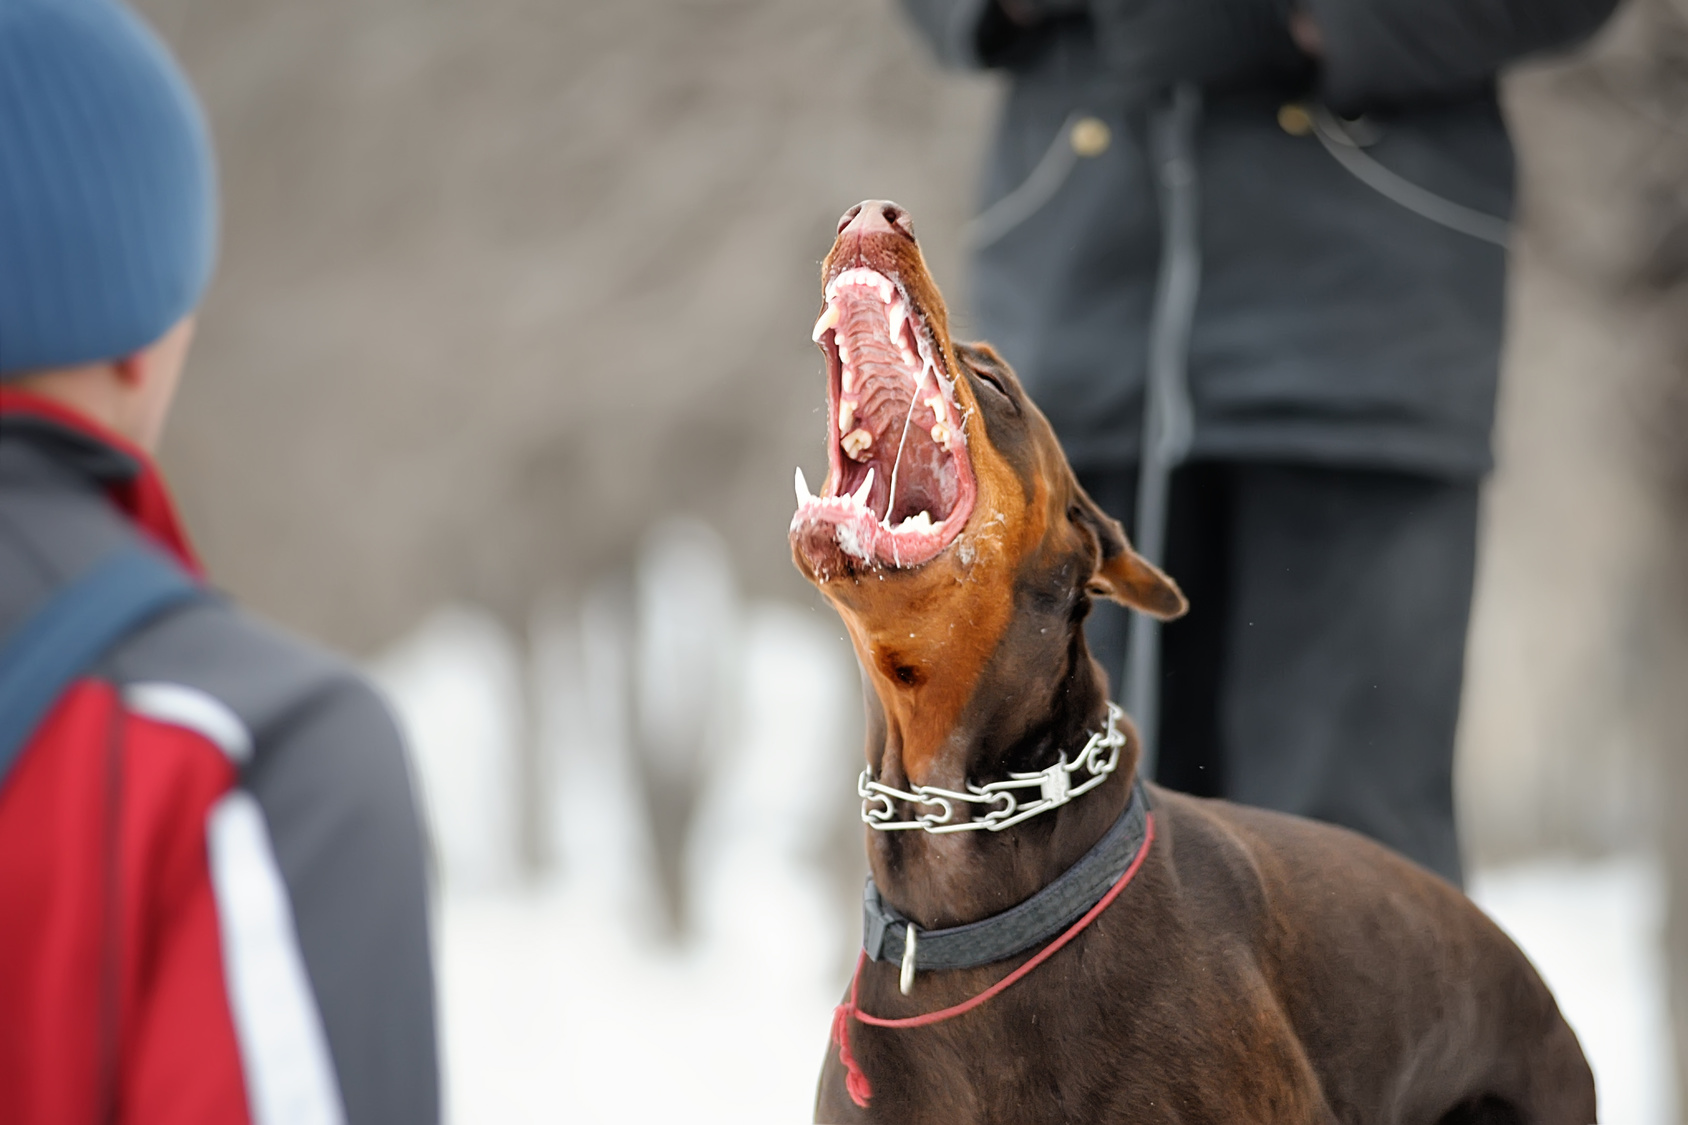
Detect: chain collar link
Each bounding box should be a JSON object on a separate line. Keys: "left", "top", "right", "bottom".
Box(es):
{"left": 858, "top": 703, "right": 1127, "bottom": 834}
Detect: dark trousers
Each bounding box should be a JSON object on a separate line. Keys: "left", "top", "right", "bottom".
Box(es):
{"left": 1079, "top": 462, "right": 1478, "bottom": 885}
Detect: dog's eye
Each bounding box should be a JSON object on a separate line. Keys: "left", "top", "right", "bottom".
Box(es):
{"left": 973, "top": 367, "right": 1010, "bottom": 399}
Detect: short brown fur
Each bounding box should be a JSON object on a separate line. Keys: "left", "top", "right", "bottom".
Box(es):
{"left": 795, "top": 202, "right": 1596, "bottom": 1124}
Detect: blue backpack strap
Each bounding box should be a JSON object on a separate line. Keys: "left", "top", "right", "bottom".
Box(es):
{"left": 0, "top": 543, "right": 209, "bottom": 794}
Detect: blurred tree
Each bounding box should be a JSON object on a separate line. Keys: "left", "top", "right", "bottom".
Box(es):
{"left": 1483, "top": 0, "right": 1688, "bottom": 1104}
{"left": 137, "top": 0, "right": 995, "bottom": 655}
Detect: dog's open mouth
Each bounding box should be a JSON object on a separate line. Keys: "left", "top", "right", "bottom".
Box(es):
{"left": 793, "top": 267, "right": 977, "bottom": 570}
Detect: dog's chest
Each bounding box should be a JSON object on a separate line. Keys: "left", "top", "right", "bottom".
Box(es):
{"left": 821, "top": 960, "right": 1332, "bottom": 1125}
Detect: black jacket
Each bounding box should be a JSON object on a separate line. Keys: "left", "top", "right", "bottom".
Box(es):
{"left": 900, "top": 0, "right": 1617, "bottom": 477}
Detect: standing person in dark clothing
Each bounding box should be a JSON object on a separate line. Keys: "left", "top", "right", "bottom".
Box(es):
{"left": 896, "top": 0, "right": 1619, "bottom": 884}
{"left": 0, "top": 1, "right": 438, "bottom": 1121}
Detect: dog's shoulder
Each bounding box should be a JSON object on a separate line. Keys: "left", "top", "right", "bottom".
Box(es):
{"left": 1147, "top": 785, "right": 1558, "bottom": 1043}
{"left": 1139, "top": 791, "right": 1581, "bottom": 1115}
{"left": 1150, "top": 784, "right": 1474, "bottom": 939}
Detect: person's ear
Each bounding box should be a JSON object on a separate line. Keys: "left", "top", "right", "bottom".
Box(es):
{"left": 1070, "top": 485, "right": 1187, "bottom": 620}
{"left": 112, "top": 350, "right": 147, "bottom": 389}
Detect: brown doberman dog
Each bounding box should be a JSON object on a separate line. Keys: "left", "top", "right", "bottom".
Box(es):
{"left": 791, "top": 200, "right": 1596, "bottom": 1124}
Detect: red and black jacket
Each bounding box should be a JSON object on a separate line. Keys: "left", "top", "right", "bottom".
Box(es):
{"left": 0, "top": 392, "right": 438, "bottom": 1125}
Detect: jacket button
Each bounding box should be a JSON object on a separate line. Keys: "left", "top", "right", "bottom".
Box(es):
{"left": 1278, "top": 103, "right": 1313, "bottom": 136}
{"left": 1070, "top": 116, "right": 1110, "bottom": 157}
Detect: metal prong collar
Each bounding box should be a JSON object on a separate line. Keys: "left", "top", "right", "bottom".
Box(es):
{"left": 858, "top": 703, "right": 1126, "bottom": 834}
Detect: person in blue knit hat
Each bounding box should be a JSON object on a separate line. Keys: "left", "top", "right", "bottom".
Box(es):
{"left": 0, "top": 2, "right": 439, "bottom": 1122}
{"left": 0, "top": 0, "right": 215, "bottom": 396}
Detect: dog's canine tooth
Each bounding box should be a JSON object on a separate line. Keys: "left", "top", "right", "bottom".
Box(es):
{"left": 851, "top": 467, "right": 876, "bottom": 509}
{"left": 795, "top": 465, "right": 815, "bottom": 506}
{"left": 812, "top": 301, "right": 840, "bottom": 342}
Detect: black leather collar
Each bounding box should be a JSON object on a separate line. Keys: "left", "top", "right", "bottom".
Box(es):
{"left": 862, "top": 780, "right": 1150, "bottom": 972}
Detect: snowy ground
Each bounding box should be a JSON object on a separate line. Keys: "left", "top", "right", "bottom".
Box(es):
{"left": 435, "top": 889, "right": 839, "bottom": 1122}
{"left": 426, "top": 858, "right": 1674, "bottom": 1124}
{"left": 1472, "top": 856, "right": 1674, "bottom": 1125}
{"left": 372, "top": 538, "right": 1675, "bottom": 1123}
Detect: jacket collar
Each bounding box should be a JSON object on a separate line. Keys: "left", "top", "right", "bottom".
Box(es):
{"left": 0, "top": 390, "right": 205, "bottom": 577}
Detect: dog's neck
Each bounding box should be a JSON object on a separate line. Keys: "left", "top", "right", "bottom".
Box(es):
{"left": 860, "top": 631, "right": 1140, "bottom": 931}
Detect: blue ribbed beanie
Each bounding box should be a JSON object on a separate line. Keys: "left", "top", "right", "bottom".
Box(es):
{"left": 0, "top": 0, "right": 217, "bottom": 378}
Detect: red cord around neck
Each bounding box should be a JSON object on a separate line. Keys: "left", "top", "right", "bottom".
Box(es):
{"left": 830, "top": 810, "right": 1156, "bottom": 1109}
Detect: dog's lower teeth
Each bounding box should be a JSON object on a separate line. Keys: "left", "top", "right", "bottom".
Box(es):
{"left": 795, "top": 465, "right": 815, "bottom": 505}
{"left": 895, "top": 511, "right": 935, "bottom": 534}
{"left": 842, "top": 428, "right": 873, "bottom": 459}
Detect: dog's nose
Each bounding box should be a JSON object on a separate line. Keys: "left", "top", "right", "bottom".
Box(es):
{"left": 838, "top": 200, "right": 916, "bottom": 241}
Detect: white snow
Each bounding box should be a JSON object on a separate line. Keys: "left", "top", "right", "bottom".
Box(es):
{"left": 1472, "top": 856, "right": 1676, "bottom": 1125}
{"left": 372, "top": 607, "right": 525, "bottom": 891}
{"left": 436, "top": 879, "right": 840, "bottom": 1123}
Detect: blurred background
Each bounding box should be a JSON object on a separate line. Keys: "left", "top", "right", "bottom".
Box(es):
{"left": 135, "top": 0, "right": 1687, "bottom": 1119}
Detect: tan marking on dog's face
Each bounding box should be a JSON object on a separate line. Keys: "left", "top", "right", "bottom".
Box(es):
{"left": 792, "top": 201, "right": 1184, "bottom": 786}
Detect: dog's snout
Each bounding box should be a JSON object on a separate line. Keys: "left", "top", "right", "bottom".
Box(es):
{"left": 838, "top": 199, "right": 915, "bottom": 241}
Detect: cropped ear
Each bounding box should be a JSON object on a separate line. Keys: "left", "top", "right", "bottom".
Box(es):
{"left": 1070, "top": 485, "right": 1188, "bottom": 621}
{"left": 1092, "top": 543, "right": 1187, "bottom": 620}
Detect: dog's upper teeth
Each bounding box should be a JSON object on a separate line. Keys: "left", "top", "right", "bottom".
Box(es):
{"left": 827, "top": 267, "right": 896, "bottom": 302}
{"left": 851, "top": 467, "right": 875, "bottom": 508}
{"left": 842, "top": 428, "right": 873, "bottom": 460}
{"left": 839, "top": 400, "right": 856, "bottom": 434}
{"left": 825, "top": 268, "right": 856, "bottom": 300}
{"left": 837, "top": 338, "right": 852, "bottom": 365}
{"left": 812, "top": 301, "right": 840, "bottom": 341}
{"left": 795, "top": 465, "right": 815, "bottom": 505}
{"left": 930, "top": 423, "right": 949, "bottom": 446}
